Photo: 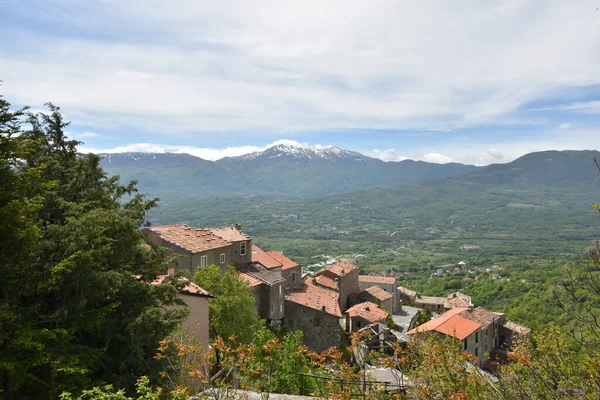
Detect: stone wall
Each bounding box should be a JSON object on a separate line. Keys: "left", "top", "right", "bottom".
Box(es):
{"left": 281, "top": 265, "right": 302, "bottom": 289}
{"left": 285, "top": 300, "right": 344, "bottom": 353}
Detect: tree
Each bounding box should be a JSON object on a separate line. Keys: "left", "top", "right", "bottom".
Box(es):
{"left": 193, "top": 265, "right": 262, "bottom": 345}
{"left": 0, "top": 99, "right": 185, "bottom": 399}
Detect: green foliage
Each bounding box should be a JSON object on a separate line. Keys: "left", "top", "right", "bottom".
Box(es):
{"left": 193, "top": 264, "right": 263, "bottom": 344}
{"left": 0, "top": 98, "right": 184, "bottom": 399}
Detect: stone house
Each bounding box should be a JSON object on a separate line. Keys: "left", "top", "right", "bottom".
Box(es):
{"left": 397, "top": 286, "right": 418, "bottom": 305}
{"left": 314, "top": 262, "right": 360, "bottom": 311}
{"left": 358, "top": 276, "right": 399, "bottom": 312}
{"left": 141, "top": 224, "right": 286, "bottom": 326}
{"left": 407, "top": 306, "right": 530, "bottom": 368}
{"left": 266, "top": 250, "right": 303, "bottom": 289}
{"left": 414, "top": 295, "right": 446, "bottom": 313}
{"left": 345, "top": 301, "right": 389, "bottom": 333}
{"left": 285, "top": 275, "right": 345, "bottom": 353}
{"left": 210, "top": 225, "right": 252, "bottom": 265}
{"left": 237, "top": 261, "right": 285, "bottom": 324}
{"left": 141, "top": 224, "right": 233, "bottom": 274}
{"left": 349, "top": 285, "right": 394, "bottom": 313}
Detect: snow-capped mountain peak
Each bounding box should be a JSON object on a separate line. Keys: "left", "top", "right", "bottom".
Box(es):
{"left": 228, "top": 144, "right": 376, "bottom": 164}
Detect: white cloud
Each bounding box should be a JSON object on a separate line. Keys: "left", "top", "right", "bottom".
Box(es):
{"left": 1, "top": 0, "right": 599, "bottom": 134}
{"left": 558, "top": 123, "right": 571, "bottom": 130}
{"left": 369, "top": 148, "right": 408, "bottom": 162}
{"left": 541, "top": 101, "right": 600, "bottom": 114}
{"left": 78, "top": 131, "right": 100, "bottom": 138}
{"left": 423, "top": 153, "right": 454, "bottom": 164}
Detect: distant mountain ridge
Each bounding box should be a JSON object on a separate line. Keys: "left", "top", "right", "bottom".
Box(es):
{"left": 218, "top": 144, "right": 376, "bottom": 164}
{"left": 98, "top": 146, "right": 600, "bottom": 206}
{"left": 97, "top": 144, "right": 477, "bottom": 201}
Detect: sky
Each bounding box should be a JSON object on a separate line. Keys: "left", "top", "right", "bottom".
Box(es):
{"left": 1, "top": 0, "right": 600, "bottom": 165}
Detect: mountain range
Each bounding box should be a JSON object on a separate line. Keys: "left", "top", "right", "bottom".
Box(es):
{"left": 97, "top": 146, "right": 600, "bottom": 242}
{"left": 99, "top": 144, "right": 477, "bottom": 201}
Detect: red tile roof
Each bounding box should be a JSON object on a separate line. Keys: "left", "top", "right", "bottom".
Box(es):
{"left": 363, "top": 286, "right": 393, "bottom": 302}
{"left": 445, "top": 292, "right": 472, "bottom": 309}
{"left": 266, "top": 250, "right": 300, "bottom": 270}
{"left": 359, "top": 275, "right": 396, "bottom": 285}
{"left": 458, "top": 307, "right": 497, "bottom": 326}
{"left": 142, "top": 224, "right": 232, "bottom": 253}
{"left": 251, "top": 245, "right": 283, "bottom": 270}
{"left": 316, "top": 261, "right": 359, "bottom": 278}
{"left": 238, "top": 272, "right": 262, "bottom": 287}
{"left": 407, "top": 308, "right": 481, "bottom": 340}
{"left": 398, "top": 286, "right": 418, "bottom": 298}
{"left": 315, "top": 275, "right": 338, "bottom": 290}
{"left": 210, "top": 226, "right": 251, "bottom": 242}
{"left": 149, "top": 275, "right": 213, "bottom": 297}
{"left": 285, "top": 277, "right": 341, "bottom": 317}
{"left": 346, "top": 301, "right": 389, "bottom": 324}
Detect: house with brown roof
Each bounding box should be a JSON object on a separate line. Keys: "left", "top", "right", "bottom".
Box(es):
{"left": 397, "top": 286, "right": 418, "bottom": 305}
{"left": 285, "top": 275, "right": 345, "bottom": 352}
{"left": 349, "top": 286, "right": 394, "bottom": 313}
{"left": 266, "top": 250, "right": 303, "bottom": 289}
{"left": 315, "top": 262, "right": 360, "bottom": 310}
{"left": 210, "top": 224, "right": 252, "bottom": 265}
{"left": 345, "top": 301, "right": 389, "bottom": 333}
{"left": 359, "top": 275, "right": 399, "bottom": 312}
{"left": 142, "top": 224, "right": 287, "bottom": 325}
{"left": 407, "top": 306, "right": 530, "bottom": 368}
{"left": 141, "top": 224, "right": 233, "bottom": 274}
{"left": 444, "top": 291, "right": 472, "bottom": 309}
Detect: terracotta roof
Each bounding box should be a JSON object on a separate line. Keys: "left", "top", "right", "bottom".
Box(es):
{"left": 407, "top": 308, "right": 481, "bottom": 340}
{"left": 210, "top": 226, "right": 251, "bottom": 242}
{"left": 503, "top": 320, "right": 531, "bottom": 335}
{"left": 415, "top": 295, "right": 446, "bottom": 305}
{"left": 251, "top": 245, "right": 282, "bottom": 270}
{"left": 142, "top": 224, "right": 232, "bottom": 253}
{"left": 363, "top": 286, "right": 393, "bottom": 302}
{"left": 359, "top": 275, "right": 396, "bottom": 285}
{"left": 458, "top": 307, "right": 497, "bottom": 327}
{"left": 285, "top": 277, "right": 342, "bottom": 317}
{"left": 346, "top": 301, "right": 389, "bottom": 324}
{"left": 445, "top": 292, "right": 472, "bottom": 309}
{"left": 266, "top": 250, "right": 300, "bottom": 270}
{"left": 316, "top": 261, "right": 359, "bottom": 278}
{"left": 398, "top": 286, "right": 418, "bottom": 297}
{"left": 314, "top": 274, "right": 339, "bottom": 290}
{"left": 238, "top": 272, "right": 262, "bottom": 287}
{"left": 149, "top": 275, "right": 213, "bottom": 298}
{"left": 236, "top": 262, "right": 285, "bottom": 286}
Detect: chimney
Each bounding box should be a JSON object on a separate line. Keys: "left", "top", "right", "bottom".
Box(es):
{"left": 234, "top": 223, "right": 242, "bottom": 231}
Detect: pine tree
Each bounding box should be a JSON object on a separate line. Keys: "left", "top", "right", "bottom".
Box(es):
{"left": 0, "top": 98, "right": 185, "bottom": 399}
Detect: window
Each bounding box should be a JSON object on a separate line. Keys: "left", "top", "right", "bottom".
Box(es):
{"left": 200, "top": 255, "right": 207, "bottom": 268}
{"left": 292, "top": 272, "right": 296, "bottom": 282}
{"left": 279, "top": 285, "right": 283, "bottom": 296}
{"left": 475, "top": 331, "right": 479, "bottom": 344}
{"left": 280, "top": 303, "right": 283, "bottom": 314}
{"left": 463, "top": 338, "right": 468, "bottom": 350}
{"left": 240, "top": 242, "right": 247, "bottom": 256}
{"left": 271, "top": 304, "right": 274, "bottom": 316}
{"left": 356, "top": 321, "right": 361, "bottom": 328}
{"left": 475, "top": 347, "right": 479, "bottom": 357}
{"left": 220, "top": 253, "right": 225, "bottom": 264}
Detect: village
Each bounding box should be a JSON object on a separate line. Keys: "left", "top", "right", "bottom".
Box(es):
{"left": 141, "top": 223, "right": 530, "bottom": 376}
